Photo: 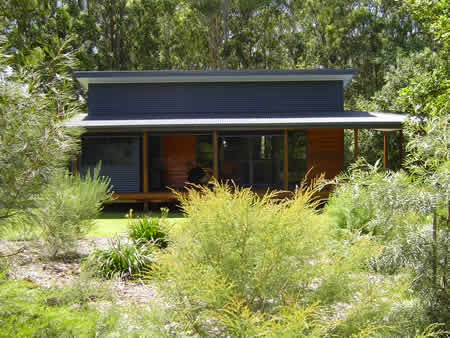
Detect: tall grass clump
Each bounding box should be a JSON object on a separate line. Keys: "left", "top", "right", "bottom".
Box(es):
{"left": 127, "top": 208, "right": 169, "bottom": 249}
{"left": 32, "top": 165, "right": 113, "bottom": 257}
{"left": 83, "top": 236, "right": 154, "bottom": 280}
{"left": 83, "top": 210, "right": 170, "bottom": 279}
{"left": 153, "top": 180, "right": 414, "bottom": 336}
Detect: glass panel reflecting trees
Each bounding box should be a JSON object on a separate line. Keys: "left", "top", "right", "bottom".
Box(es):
{"left": 79, "top": 135, "right": 141, "bottom": 193}
{"left": 288, "top": 131, "right": 307, "bottom": 189}
{"left": 78, "top": 130, "right": 307, "bottom": 194}
{"left": 218, "top": 132, "right": 284, "bottom": 189}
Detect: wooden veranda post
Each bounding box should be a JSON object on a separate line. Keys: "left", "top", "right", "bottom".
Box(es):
{"left": 73, "top": 153, "right": 78, "bottom": 176}
{"left": 213, "top": 130, "right": 218, "bottom": 179}
{"left": 284, "top": 129, "right": 289, "bottom": 190}
{"left": 354, "top": 129, "right": 359, "bottom": 161}
{"left": 384, "top": 131, "right": 388, "bottom": 169}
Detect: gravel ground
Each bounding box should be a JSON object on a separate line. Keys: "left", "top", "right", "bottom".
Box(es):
{"left": 0, "top": 237, "right": 160, "bottom": 305}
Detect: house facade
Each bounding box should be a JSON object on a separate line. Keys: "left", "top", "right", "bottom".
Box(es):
{"left": 68, "top": 69, "right": 405, "bottom": 203}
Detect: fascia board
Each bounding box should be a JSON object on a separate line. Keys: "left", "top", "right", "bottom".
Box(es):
{"left": 75, "top": 73, "right": 354, "bottom": 90}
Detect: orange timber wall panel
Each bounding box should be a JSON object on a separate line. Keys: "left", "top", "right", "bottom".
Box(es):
{"left": 161, "top": 135, "right": 196, "bottom": 188}
{"left": 307, "top": 128, "right": 344, "bottom": 179}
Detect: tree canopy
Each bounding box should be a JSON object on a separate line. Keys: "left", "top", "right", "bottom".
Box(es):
{"left": 1, "top": 1, "right": 443, "bottom": 95}
{"left": 1, "top": 0, "right": 447, "bottom": 168}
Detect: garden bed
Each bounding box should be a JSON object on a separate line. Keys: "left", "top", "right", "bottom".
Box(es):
{"left": 0, "top": 237, "right": 160, "bottom": 306}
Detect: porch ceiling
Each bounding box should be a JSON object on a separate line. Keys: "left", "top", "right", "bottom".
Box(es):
{"left": 65, "top": 111, "right": 406, "bottom": 131}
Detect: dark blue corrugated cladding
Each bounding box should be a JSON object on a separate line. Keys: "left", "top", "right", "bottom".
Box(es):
{"left": 78, "top": 135, "right": 141, "bottom": 193}
{"left": 88, "top": 81, "right": 343, "bottom": 117}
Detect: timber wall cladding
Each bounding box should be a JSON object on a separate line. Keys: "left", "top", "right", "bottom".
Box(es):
{"left": 161, "top": 135, "right": 196, "bottom": 188}
{"left": 307, "top": 128, "right": 344, "bottom": 179}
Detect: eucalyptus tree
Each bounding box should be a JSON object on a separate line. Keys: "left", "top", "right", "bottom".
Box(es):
{"left": 287, "top": 0, "right": 424, "bottom": 102}
{"left": 0, "top": 0, "right": 100, "bottom": 70}
{"left": 126, "top": 0, "right": 164, "bottom": 69}
{"left": 186, "top": 0, "right": 230, "bottom": 69}
{"left": 358, "top": 0, "right": 449, "bottom": 146}
{"left": 224, "top": 0, "right": 292, "bottom": 69}
{"left": 157, "top": 0, "right": 210, "bottom": 69}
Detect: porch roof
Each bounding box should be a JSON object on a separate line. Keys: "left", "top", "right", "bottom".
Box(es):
{"left": 66, "top": 111, "right": 406, "bottom": 131}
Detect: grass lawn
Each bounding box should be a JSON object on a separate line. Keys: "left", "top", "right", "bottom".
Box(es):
{"left": 89, "top": 209, "right": 185, "bottom": 237}
{"left": 0, "top": 208, "right": 185, "bottom": 239}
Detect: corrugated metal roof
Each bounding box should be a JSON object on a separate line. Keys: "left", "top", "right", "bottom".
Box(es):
{"left": 75, "top": 69, "right": 355, "bottom": 89}
{"left": 66, "top": 111, "right": 406, "bottom": 131}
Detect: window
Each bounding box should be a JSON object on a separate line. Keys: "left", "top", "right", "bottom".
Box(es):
{"left": 79, "top": 135, "right": 141, "bottom": 193}
{"left": 148, "top": 133, "right": 213, "bottom": 191}
{"left": 288, "top": 131, "right": 307, "bottom": 189}
{"left": 218, "top": 131, "right": 284, "bottom": 189}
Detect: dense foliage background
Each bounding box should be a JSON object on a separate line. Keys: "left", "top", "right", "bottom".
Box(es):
{"left": 1, "top": 0, "right": 447, "bottom": 167}
{"left": 0, "top": 1, "right": 448, "bottom": 335}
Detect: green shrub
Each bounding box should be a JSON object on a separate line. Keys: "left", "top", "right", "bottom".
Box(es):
{"left": 163, "top": 181, "right": 330, "bottom": 309}
{"left": 83, "top": 236, "right": 154, "bottom": 279}
{"left": 0, "top": 212, "right": 39, "bottom": 241}
{"left": 0, "top": 279, "right": 119, "bottom": 337}
{"left": 127, "top": 208, "right": 169, "bottom": 249}
{"left": 0, "top": 258, "right": 9, "bottom": 281}
{"left": 326, "top": 186, "right": 378, "bottom": 234}
{"left": 43, "top": 278, "right": 113, "bottom": 307}
{"left": 0, "top": 273, "right": 186, "bottom": 336}
{"left": 326, "top": 161, "right": 449, "bottom": 329}
{"left": 0, "top": 56, "right": 81, "bottom": 223}
{"left": 325, "top": 161, "right": 435, "bottom": 239}
{"left": 152, "top": 180, "right": 441, "bottom": 336}
{"left": 32, "top": 164, "right": 113, "bottom": 257}
{"left": 155, "top": 181, "right": 398, "bottom": 335}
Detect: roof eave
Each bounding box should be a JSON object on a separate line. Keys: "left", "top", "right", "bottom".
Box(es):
{"left": 70, "top": 124, "right": 403, "bottom": 132}
{"left": 65, "top": 114, "right": 405, "bottom": 131}
{"left": 75, "top": 70, "right": 355, "bottom": 90}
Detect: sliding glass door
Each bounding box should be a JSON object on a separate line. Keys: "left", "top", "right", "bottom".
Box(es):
{"left": 288, "top": 131, "right": 307, "bottom": 189}
{"left": 218, "top": 131, "right": 284, "bottom": 189}
{"left": 148, "top": 133, "right": 213, "bottom": 191}
{"left": 77, "top": 130, "right": 308, "bottom": 194}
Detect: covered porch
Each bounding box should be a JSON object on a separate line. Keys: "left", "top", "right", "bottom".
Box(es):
{"left": 69, "top": 111, "right": 405, "bottom": 204}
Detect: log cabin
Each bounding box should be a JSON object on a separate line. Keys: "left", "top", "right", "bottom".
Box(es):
{"left": 67, "top": 69, "right": 405, "bottom": 204}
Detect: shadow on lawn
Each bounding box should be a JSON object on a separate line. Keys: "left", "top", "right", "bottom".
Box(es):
{"left": 100, "top": 203, "right": 183, "bottom": 219}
